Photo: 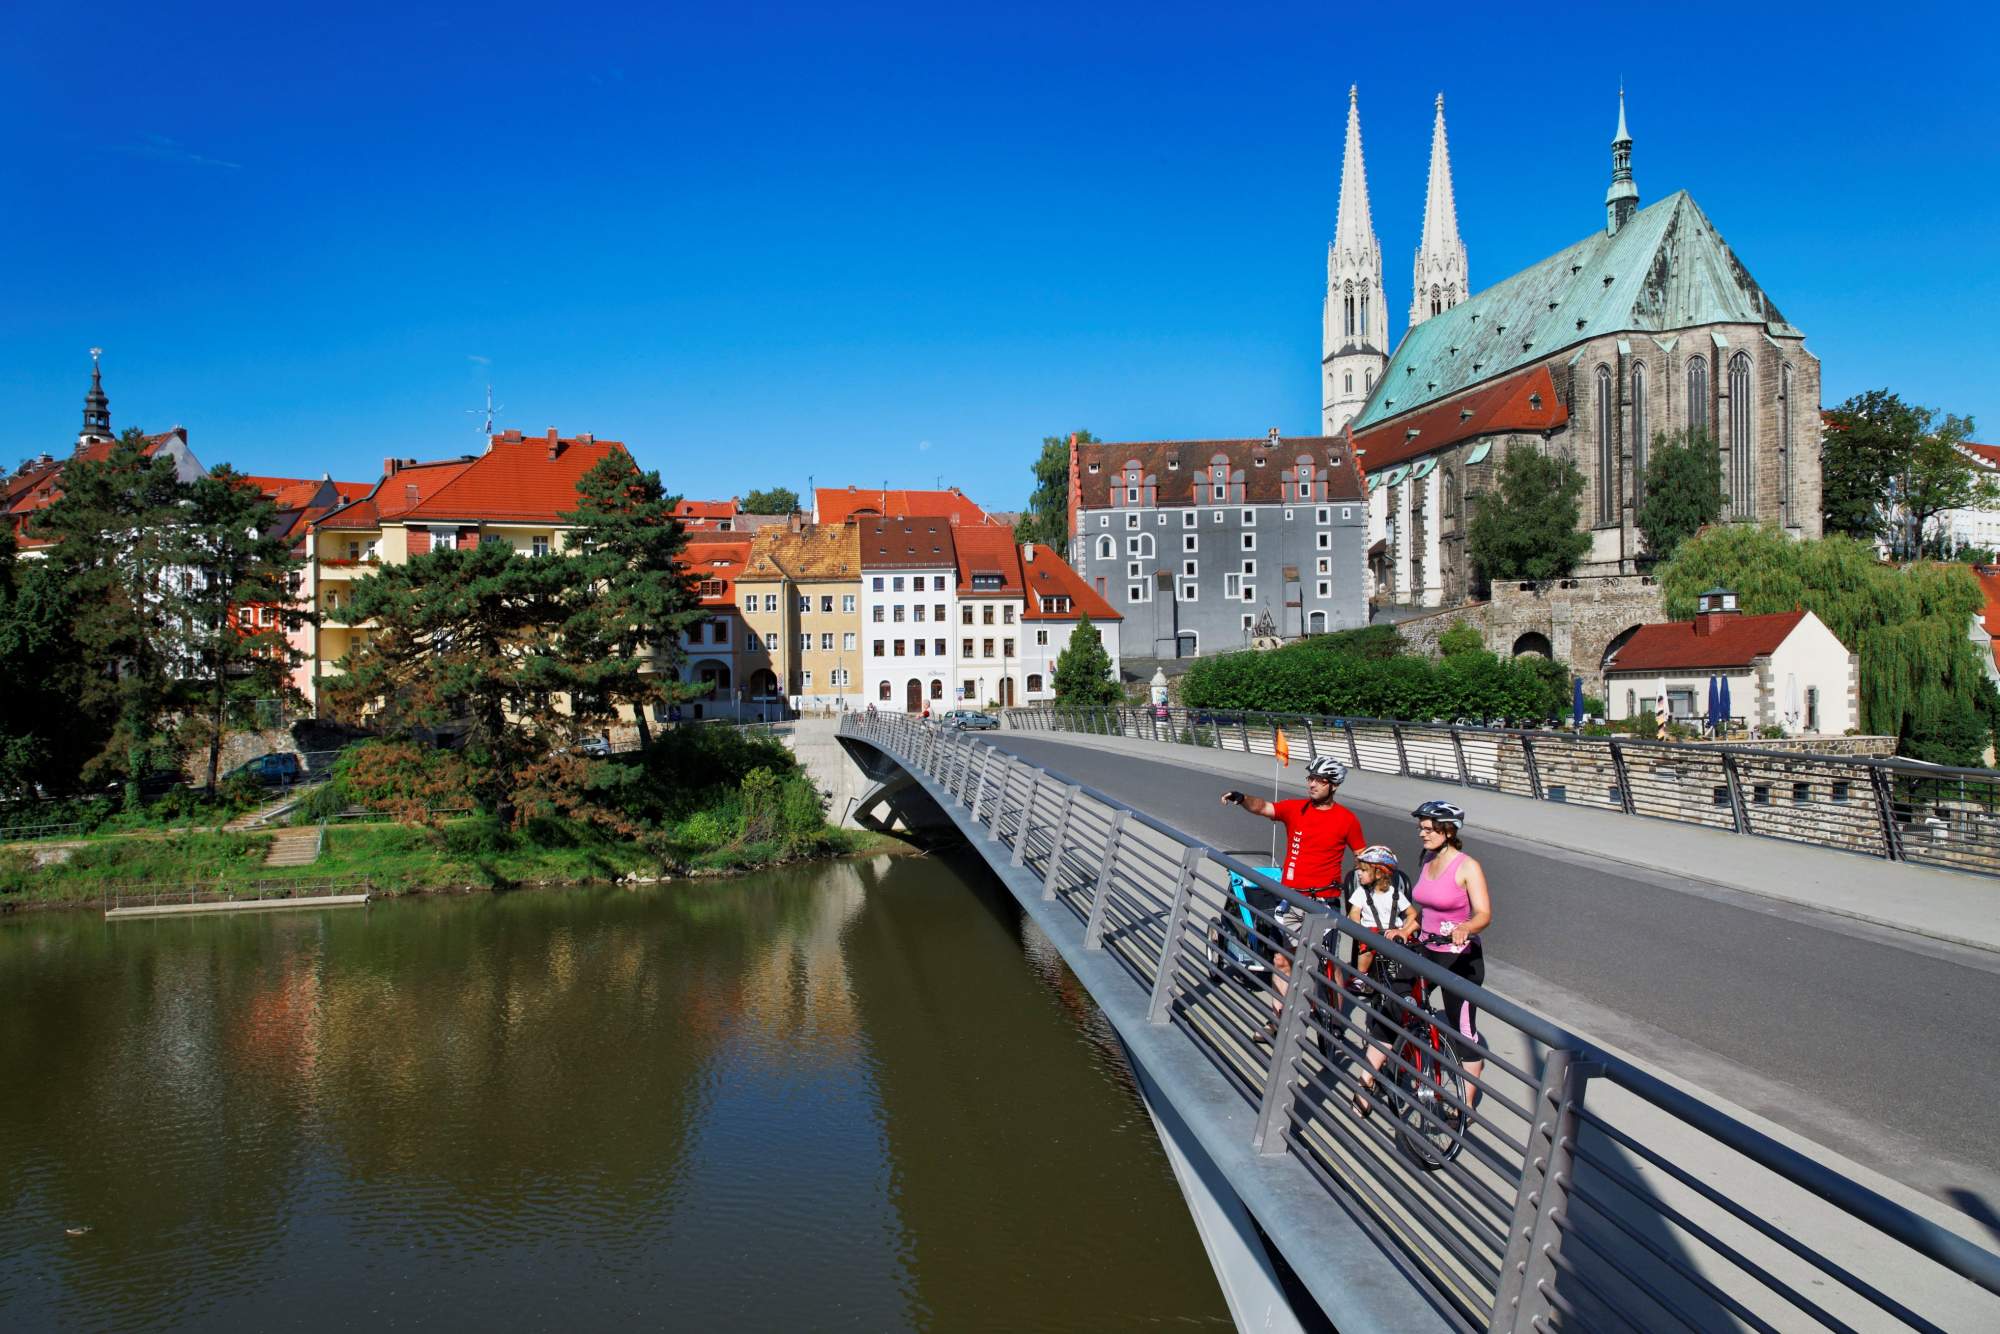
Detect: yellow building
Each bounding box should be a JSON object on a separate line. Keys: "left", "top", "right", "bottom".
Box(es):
{"left": 739, "top": 524, "right": 864, "bottom": 713}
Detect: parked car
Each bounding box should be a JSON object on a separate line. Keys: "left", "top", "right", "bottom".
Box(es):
{"left": 575, "top": 735, "right": 613, "bottom": 758}
{"left": 942, "top": 710, "right": 999, "bottom": 731}
{"left": 222, "top": 753, "right": 305, "bottom": 787}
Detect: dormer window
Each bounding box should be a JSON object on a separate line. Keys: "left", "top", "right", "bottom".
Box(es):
{"left": 1529, "top": 393, "right": 1543, "bottom": 411}
{"left": 1088, "top": 462, "right": 1100, "bottom": 473}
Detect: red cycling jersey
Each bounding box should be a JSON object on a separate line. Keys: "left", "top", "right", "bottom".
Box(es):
{"left": 1272, "top": 798, "right": 1365, "bottom": 896}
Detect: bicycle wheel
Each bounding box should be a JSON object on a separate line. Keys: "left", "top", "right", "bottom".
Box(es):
{"left": 1393, "top": 1038, "right": 1468, "bottom": 1171}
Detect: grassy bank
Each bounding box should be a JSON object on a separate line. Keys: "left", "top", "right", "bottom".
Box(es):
{"left": 0, "top": 816, "right": 910, "bottom": 910}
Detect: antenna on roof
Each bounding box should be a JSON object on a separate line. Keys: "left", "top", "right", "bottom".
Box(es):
{"left": 467, "top": 384, "right": 503, "bottom": 437}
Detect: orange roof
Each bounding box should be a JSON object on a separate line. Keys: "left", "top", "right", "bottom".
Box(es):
{"left": 1349, "top": 365, "right": 1567, "bottom": 476}
{"left": 241, "top": 475, "right": 332, "bottom": 511}
{"left": 1975, "top": 568, "right": 2000, "bottom": 671}
{"left": 952, "top": 525, "right": 1026, "bottom": 597}
{"left": 7, "top": 430, "right": 190, "bottom": 546}
{"left": 673, "top": 498, "right": 739, "bottom": 521}
{"left": 403, "top": 430, "right": 623, "bottom": 524}
{"left": 1963, "top": 443, "right": 2000, "bottom": 471}
{"left": 1605, "top": 611, "right": 1806, "bottom": 673}
{"left": 332, "top": 480, "right": 373, "bottom": 503}
{"left": 1021, "top": 543, "right": 1120, "bottom": 621}
{"left": 681, "top": 539, "right": 750, "bottom": 607}
{"left": 857, "top": 516, "right": 958, "bottom": 569}
{"left": 316, "top": 457, "right": 477, "bottom": 529}
{"left": 817, "top": 485, "right": 995, "bottom": 526}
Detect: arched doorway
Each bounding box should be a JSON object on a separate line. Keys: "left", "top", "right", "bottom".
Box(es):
{"left": 747, "top": 668, "right": 779, "bottom": 699}
{"left": 999, "top": 677, "right": 1015, "bottom": 707}
{"left": 929, "top": 679, "right": 944, "bottom": 701}
{"left": 1511, "top": 631, "right": 1553, "bottom": 659}
{"left": 1307, "top": 611, "right": 1327, "bottom": 635}
{"left": 905, "top": 678, "right": 923, "bottom": 712}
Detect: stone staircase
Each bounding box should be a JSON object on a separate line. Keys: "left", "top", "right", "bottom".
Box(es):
{"left": 262, "top": 827, "right": 321, "bottom": 868}
{"left": 225, "top": 793, "right": 300, "bottom": 832}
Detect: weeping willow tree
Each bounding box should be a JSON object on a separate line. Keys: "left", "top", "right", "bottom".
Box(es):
{"left": 1658, "top": 524, "right": 1997, "bottom": 764}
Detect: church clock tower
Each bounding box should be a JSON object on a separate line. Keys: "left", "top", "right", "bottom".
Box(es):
{"left": 1322, "top": 86, "right": 1388, "bottom": 434}
{"left": 1410, "top": 93, "right": 1469, "bottom": 329}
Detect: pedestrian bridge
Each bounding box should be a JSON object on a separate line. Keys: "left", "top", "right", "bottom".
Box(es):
{"left": 837, "top": 710, "right": 2000, "bottom": 1333}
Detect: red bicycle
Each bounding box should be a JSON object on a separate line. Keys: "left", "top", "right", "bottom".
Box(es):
{"left": 1349, "top": 948, "right": 1470, "bottom": 1172}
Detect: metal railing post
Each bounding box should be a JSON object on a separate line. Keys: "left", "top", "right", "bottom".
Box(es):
{"left": 1253, "top": 908, "right": 1333, "bottom": 1155}
{"left": 1520, "top": 734, "right": 1545, "bottom": 801}
{"left": 991, "top": 756, "right": 1022, "bottom": 843}
{"left": 969, "top": 744, "right": 994, "bottom": 821}
{"left": 1719, "top": 750, "right": 1749, "bottom": 833}
{"left": 1043, "top": 785, "right": 1080, "bottom": 900}
{"left": 1392, "top": 722, "right": 1411, "bottom": 776}
{"left": 1345, "top": 719, "right": 1360, "bottom": 769}
{"left": 1868, "top": 763, "right": 1905, "bottom": 861}
{"left": 1211, "top": 714, "right": 1223, "bottom": 750}
{"left": 1148, "top": 846, "right": 1207, "bottom": 1023}
{"left": 1608, "top": 740, "right": 1637, "bottom": 815}
{"left": 1490, "top": 1049, "right": 1591, "bottom": 1334}
{"left": 1082, "top": 808, "right": 1131, "bottom": 950}
{"left": 1010, "top": 769, "right": 1041, "bottom": 867}
{"left": 1238, "top": 714, "right": 1249, "bottom": 753}
{"left": 1451, "top": 726, "right": 1470, "bottom": 786}
{"left": 1301, "top": 718, "right": 1315, "bottom": 760}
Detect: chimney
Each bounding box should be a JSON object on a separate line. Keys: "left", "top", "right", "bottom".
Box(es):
{"left": 547, "top": 427, "right": 561, "bottom": 461}
{"left": 1692, "top": 587, "right": 1739, "bottom": 637}
{"left": 1022, "top": 543, "right": 1036, "bottom": 563}
{"left": 383, "top": 457, "right": 400, "bottom": 478}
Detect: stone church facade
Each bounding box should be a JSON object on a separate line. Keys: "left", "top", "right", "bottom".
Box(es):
{"left": 1328, "top": 94, "right": 1822, "bottom": 612}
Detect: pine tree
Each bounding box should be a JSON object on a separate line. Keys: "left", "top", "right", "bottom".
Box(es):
{"left": 1465, "top": 447, "right": 1591, "bottom": 583}
{"left": 560, "top": 451, "right": 708, "bottom": 748}
{"left": 171, "top": 466, "right": 310, "bottom": 792}
{"left": 28, "top": 429, "right": 190, "bottom": 787}
{"left": 1052, "top": 613, "right": 1122, "bottom": 705}
{"left": 1635, "top": 429, "right": 1728, "bottom": 562}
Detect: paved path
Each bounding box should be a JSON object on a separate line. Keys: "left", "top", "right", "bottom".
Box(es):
{"left": 989, "top": 729, "right": 2000, "bottom": 1227}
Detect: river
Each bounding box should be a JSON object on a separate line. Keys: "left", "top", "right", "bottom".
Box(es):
{"left": 0, "top": 852, "right": 1229, "bottom": 1330}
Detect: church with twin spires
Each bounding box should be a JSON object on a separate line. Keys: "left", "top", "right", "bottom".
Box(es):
{"left": 1324, "top": 90, "right": 1822, "bottom": 611}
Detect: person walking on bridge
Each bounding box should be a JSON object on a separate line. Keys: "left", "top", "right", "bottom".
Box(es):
{"left": 1221, "top": 756, "right": 1365, "bottom": 1021}
{"left": 1410, "top": 800, "right": 1492, "bottom": 1110}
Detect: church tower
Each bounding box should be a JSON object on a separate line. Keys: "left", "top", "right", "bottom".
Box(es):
{"left": 1322, "top": 86, "right": 1388, "bottom": 434}
{"left": 79, "top": 347, "right": 112, "bottom": 449}
{"left": 1605, "top": 89, "right": 1639, "bottom": 235}
{"left": 1410, "top": 93, "right": 1468, "bottom": 330}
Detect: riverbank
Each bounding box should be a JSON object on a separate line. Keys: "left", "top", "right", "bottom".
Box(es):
{"left": 0, "top": 817, "right": 919, "bottom": 912}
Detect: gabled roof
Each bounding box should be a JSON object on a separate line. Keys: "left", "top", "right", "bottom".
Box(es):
{"left": 1072, "top": 435, "right": 1362, "bottom": 509}
{"left": 743, "top": 523, "right": 861, "bottom": 582}
{"left": 1350, "top": 365, "right": 1567, "bottom": 474}
{"left": 1605, "top": 610, "right": 1807, "bottom": 673}
{"left": 1020, "top": 544, "right": 1121, "bottom": 622}
{"left": 315, "top": 457, "right": 477, "bottom": 530}
{"left": 403, "top": 431, "right": 623, "bottom": 524}
{"left": 673, "top": 497, "right": 740, "bottom": 523}
{"left": 682, "top": 539, "right": 750, "bottom": 607}
{"left": 816, "top": 486, "right": 996, "bottom": 527}
{"left": 1352, "top": 191, "right": 1799, "bottom": 433}
{"left": 242, "top": 475, "right": 338, "bottom": 512}
{"left": 8, "top": 430, "right": 196, "bottom": 546}
{"left": 1961, "top": 442, "right": 2000, "bottom": 471}
{"left": 951, "top": 525, "right": 1026, "bottom": 597}
{"left": 857, "top": 517, "right": 958, "bottom": 569}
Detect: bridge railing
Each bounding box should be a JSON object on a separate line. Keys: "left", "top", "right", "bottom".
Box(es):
{"left": 846, "top": 711, "right": 2000, "bottom": 1332}
{"left": 1002, "top": 704, "right": 2000, "bottom": 876}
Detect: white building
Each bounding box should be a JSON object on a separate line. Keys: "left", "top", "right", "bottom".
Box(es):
{"left": 1019, "top": 542, "right": 1124, "bottom": 705}
{"left": 858, "top": 517, "right": 960, "bottom": 713}
{"left": 1602, "top": 588, "right": 1858, "bottom": 735}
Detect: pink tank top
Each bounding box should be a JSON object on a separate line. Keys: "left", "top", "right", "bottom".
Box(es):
{"left": 1412, "top": 852, "right": 1474, "bottom": 953}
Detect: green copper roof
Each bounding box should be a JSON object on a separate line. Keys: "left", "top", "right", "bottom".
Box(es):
{"left": 1350, "top": 191, "right": 1800, "bottom": 432}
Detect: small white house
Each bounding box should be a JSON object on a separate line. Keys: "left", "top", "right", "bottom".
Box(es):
{"left": 1602, "top": 588, "right": 1858, "bottom": 735}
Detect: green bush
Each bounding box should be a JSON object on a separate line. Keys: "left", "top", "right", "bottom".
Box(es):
{"left": 1181, "top": 638, "right": 1572, "bottom": 722}
{"left": 676, "top": 810, "right": 729, "bottom": 851}
{"left": 780, "top": 774, "right": 826, "bottom": 842}
{"left": 738, "top": 767, "right": 783, "bottom": 845}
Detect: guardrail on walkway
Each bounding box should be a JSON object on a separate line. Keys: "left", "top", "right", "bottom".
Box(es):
{"left": 1004, "top": 705, "right": 2000, "bottom": 877}
{"left": 844, "top": 711, "right": 2000, "bottom": 1331}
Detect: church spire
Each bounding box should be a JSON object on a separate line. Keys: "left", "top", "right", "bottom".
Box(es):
{"left": 1323, "top": 85, "right": 1388, "bottom": 434}
{"left": 79, "top": 347, "right": 112, "bottom": 448}
{"left": 1409, "top": 92, "right": 1469, "bottom": 330}
{"left": 1605, "top": 87, "right": 1639, "bottom": 235}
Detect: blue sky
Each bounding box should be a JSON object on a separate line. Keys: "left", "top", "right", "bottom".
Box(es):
{"left": 2, "top": 1, "right": 1993, "bottom": 511}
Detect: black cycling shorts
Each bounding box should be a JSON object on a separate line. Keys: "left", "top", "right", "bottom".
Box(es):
{"left": 1421, "top": 941, "right": 1486, "bottom": 1061}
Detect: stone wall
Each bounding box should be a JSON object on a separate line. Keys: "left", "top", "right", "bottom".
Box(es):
{"left": 1380, "top": 575, "right": 1665, "bottom": 693}
{"left": 1682, "top": 735, "right": 1898, "bottom": 758}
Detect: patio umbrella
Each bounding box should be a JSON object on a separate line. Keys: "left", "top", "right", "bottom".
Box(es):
{"left": 1572, "top": 676, "right": 1585, "bottom": 728}
{"left": 1707, "top": 676, "right": 1720, "bottom": 732}
{"left": 1719, "top": 675, "right": 1733, "bottom": 732}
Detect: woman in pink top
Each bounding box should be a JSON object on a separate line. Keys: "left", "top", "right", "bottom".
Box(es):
{"left": 1410, "top": 799, "right": 1493, "bottom": 1108}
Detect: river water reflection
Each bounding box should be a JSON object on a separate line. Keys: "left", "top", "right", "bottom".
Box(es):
{"left": 0, "top": 852, "right": 1228, "bottom": 1330}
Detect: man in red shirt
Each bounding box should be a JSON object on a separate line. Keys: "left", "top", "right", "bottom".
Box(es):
{"left": 1221, "top": 756, "right": 1364, "bottom": 1019}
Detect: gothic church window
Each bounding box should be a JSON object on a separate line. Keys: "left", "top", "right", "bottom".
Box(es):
{"left": 1686, "top": 356, "right": 1709, "bottom": 433}
{"left": 1595, "top": 365, "right": 1615, "bottom": 524}
{"left": 1360, "top": 291, "right": 1369, "bottom": 334}
{"left": 1780, "top": 363, "right": 1795, "bottom": 526}
{"left": 1630, "top": 362, "right": 1649, "bottom": 507}
{"left": 1343, "top": 282, "right": 1355, "bottom": 336}
{"left": 1430, "top": 285, "right": 1442, "bottom": 316}
{"left": 1344, "top": 372, "right": 1353, "bottom": 393}
{"left": 1728, "top": 352, "right": 1754, "bottom": 519}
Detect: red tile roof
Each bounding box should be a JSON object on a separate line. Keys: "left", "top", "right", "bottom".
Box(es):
{"left": 1975, "top": 568, "right": 2000, "bottom": 671}
{"left": 673, "top": 498, "right": 740, "bottom": 525}
{"left": 404, "top": 431, "right": 623, "bottom": 524}
{"left": 817, "top": 486, "right": 996, "bottom": 526}
{"left": 1070, "top": 435, "right": 1362, "bottom": 510}
{"left": 1962, "top": 442, "right": 2000, "bottom": 471}
{"left": 1605, "top": 610, "right": 1806, "bottom": 673}
{"left": 315, "top": 457, "right": 478, "bottom": 529}
{"left": 1020, "top": 543, "right": 1120, "bottom": 621}
{"left": 7, "top": 430, "right": 191, "bottom": 546}
{"left": 682, "top": 539, "right": 751, "bottom": 607}
{"left": 951, "top": 525, "right": 1026, "bottom": 597}
{"left": 242, "top": 475, "right": 333, "bottom": 512}
{"left": 1349, "top": 365, "right": 1567, "bottom": 475}
{"left": 857, "top": 517, "right": 959, "bottom": 569}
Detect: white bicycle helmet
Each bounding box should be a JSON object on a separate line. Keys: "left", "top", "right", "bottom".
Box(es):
{"left": 1306, "top": 755, "right": 1348, "bottom": 784}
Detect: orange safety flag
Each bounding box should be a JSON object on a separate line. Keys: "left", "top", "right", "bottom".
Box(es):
{"left": 1274, "top": 727, "right": 1291, "bottom": 766}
